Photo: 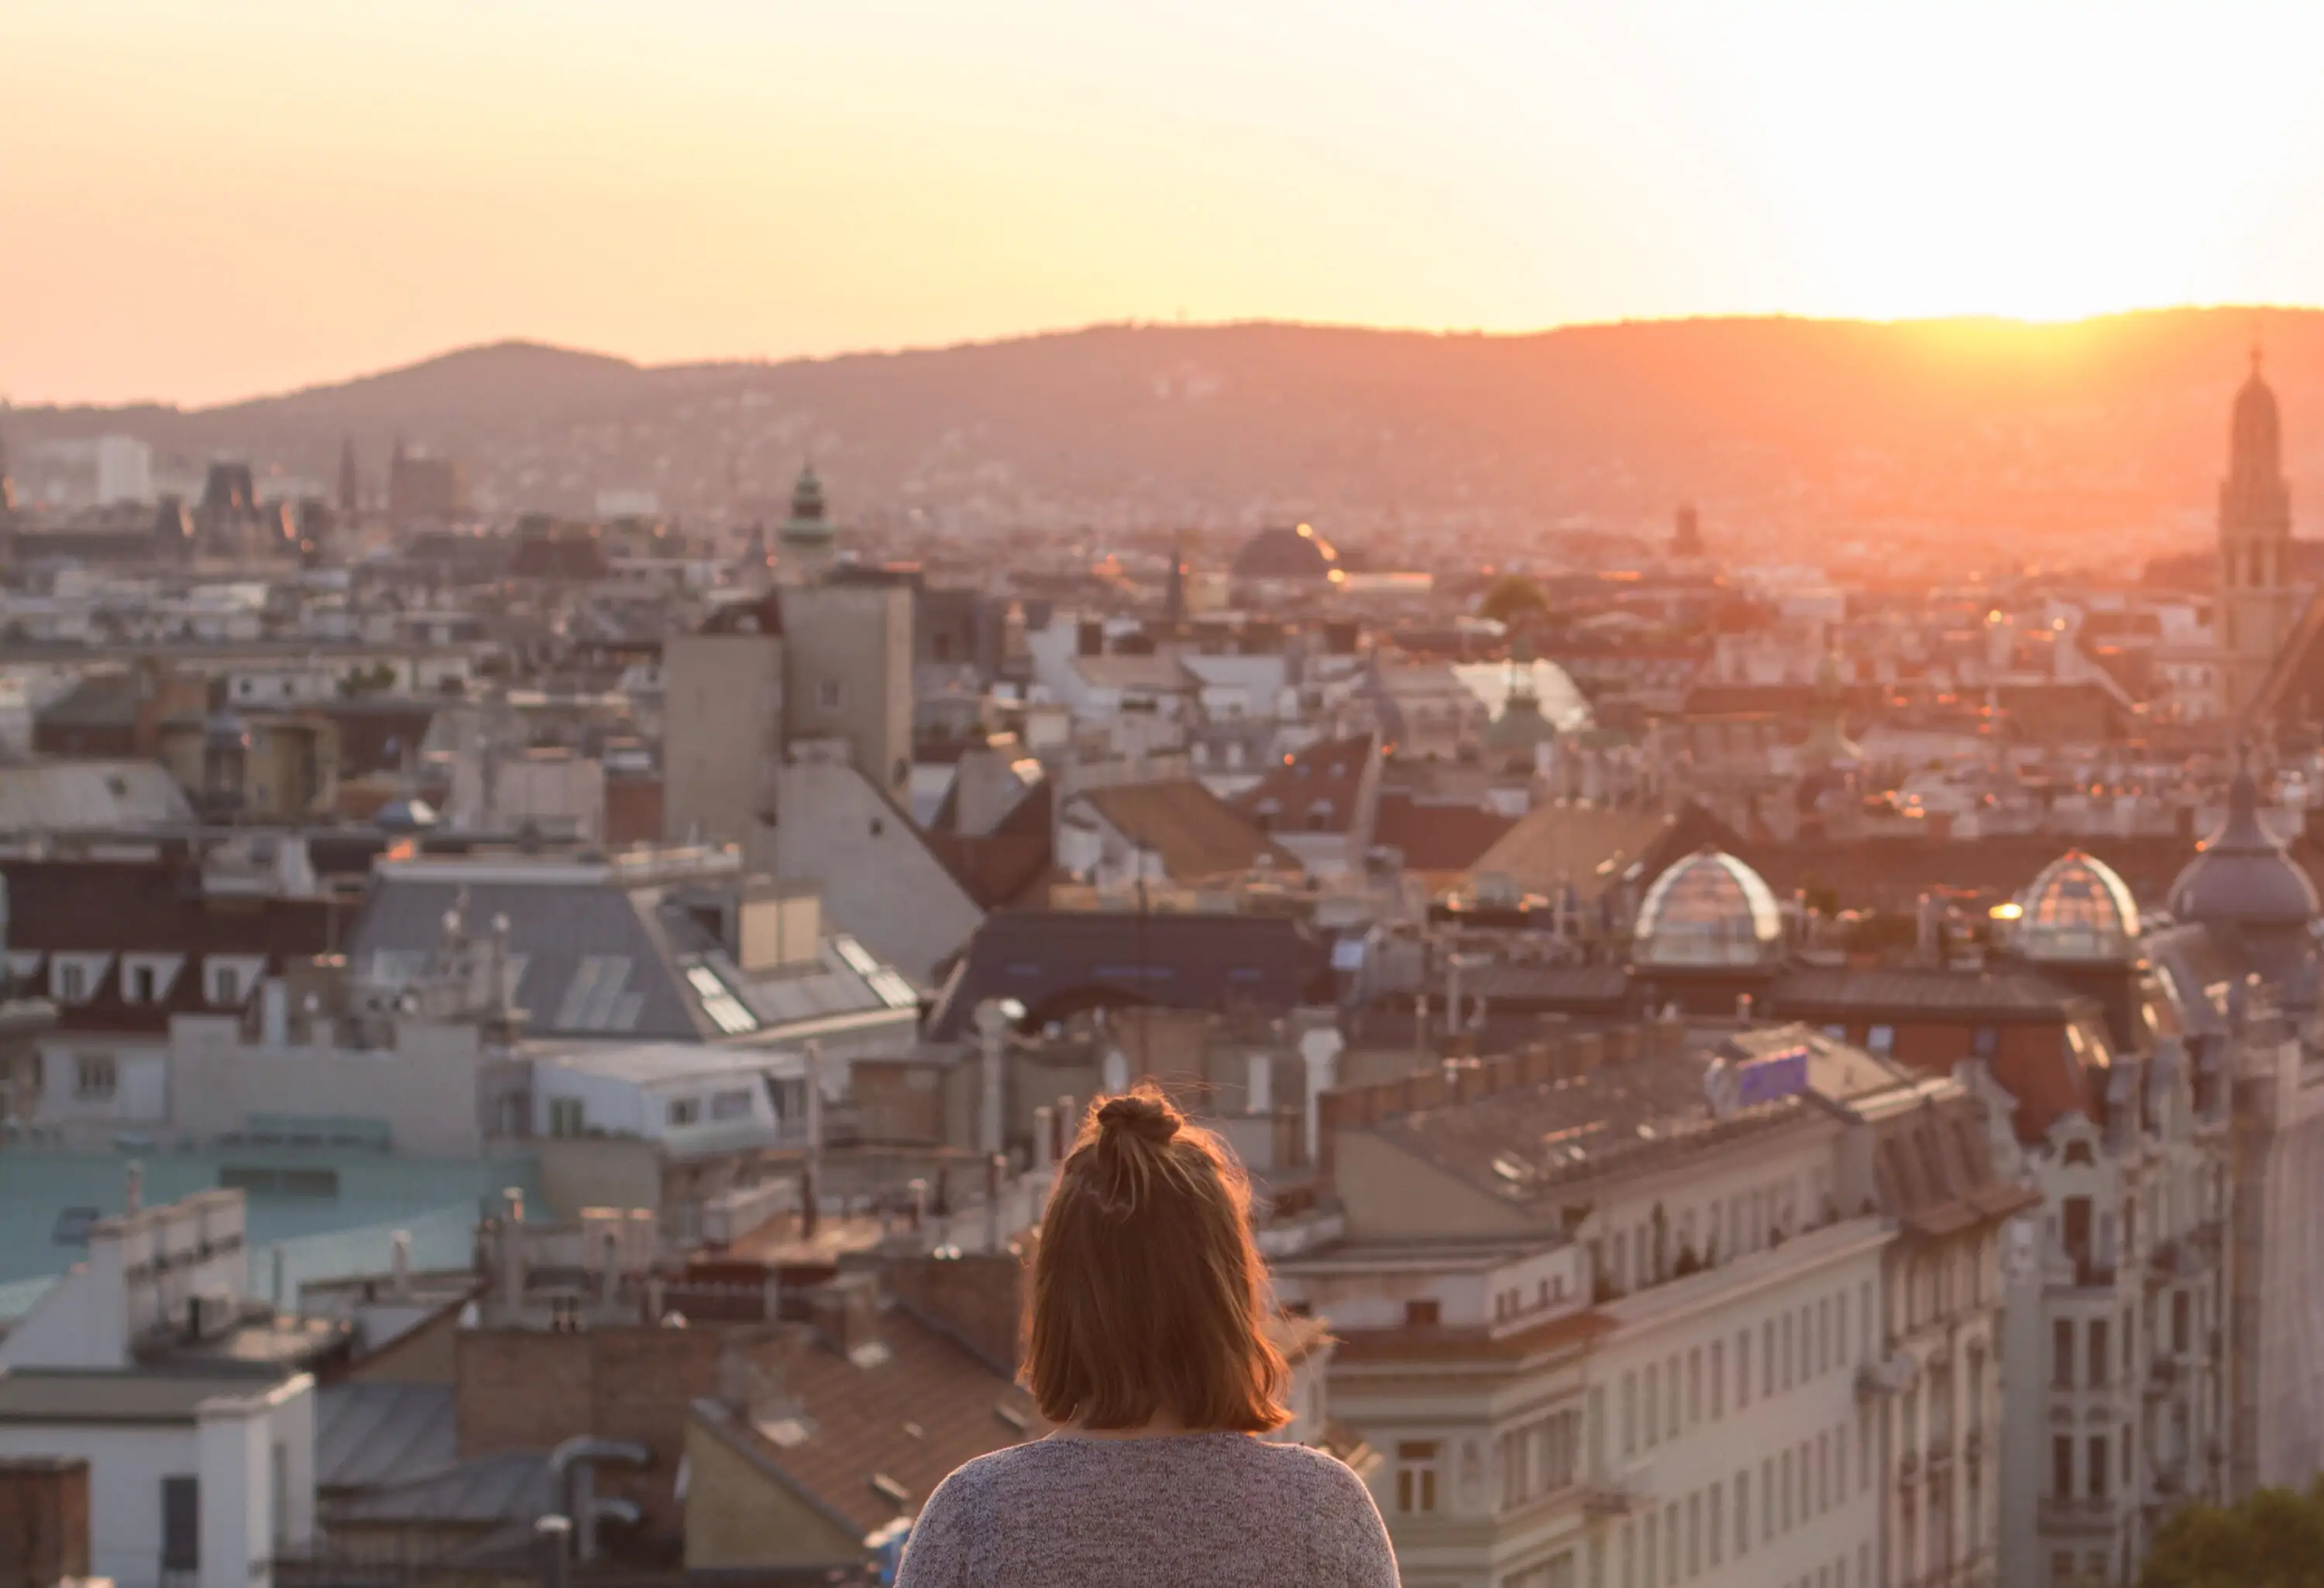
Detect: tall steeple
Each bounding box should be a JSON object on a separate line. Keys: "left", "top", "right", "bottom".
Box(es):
{"left": 2220, "top": 344, "right": 2296, "bottom": 723}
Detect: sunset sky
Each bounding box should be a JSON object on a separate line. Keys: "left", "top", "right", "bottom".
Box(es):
{"left": 8, "top": 0, "right": 2324, "bottom": 407}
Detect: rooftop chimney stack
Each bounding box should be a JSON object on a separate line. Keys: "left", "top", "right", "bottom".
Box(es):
{"left": 124, "top": 1161, "right": 143, "bottom": 1217}
{"left": 390, "top": 1230, "right": 413, "bottom": 1300}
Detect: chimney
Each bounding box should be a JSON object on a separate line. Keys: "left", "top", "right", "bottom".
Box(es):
{"left": 1030, "top": 1106, "right": 1054, "bottom": 1174}
{"left": 260, "top": 978, "right": 290, "bottom": 1047}
{"left": 124, "top": 1160, "right": 143, "bottom": 1217}
{"left": 390, "top": 1230, "right": 413, "bottom": 1300}
{"left": 496, "top": 1188, "right": 526, "bottom": 1309}
{"left": 984, "top": 1153, "right": 1005, "bottom": 1253}
{"left": 803, "top": 1041, "right": 825, "bottom": 1182}
{"left": 1246, "top": 1051, "right": 1274, "bottom": 1115}
{"left": 806, "top": 1271, "right": 882, "bottom": 1358}
{"left": 596, "top": 1230, "right": 620, "bottom": 1314}
{"left": 0, "top": 1459, "right": 91, "bottom": 1588}
{"left": 800, "top": 1167, "right": 820, "bottom": 1243}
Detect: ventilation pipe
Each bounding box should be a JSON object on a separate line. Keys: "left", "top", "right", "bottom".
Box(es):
{"left": 547, "top": 1438, "right": 650, "bottom": 1562}
{"left": 390, "top": 1230, "right": 413, "bottom": 1301}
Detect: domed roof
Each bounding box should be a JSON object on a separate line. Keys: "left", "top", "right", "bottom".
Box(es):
{"left": 1231, "top": 523, "right": 1340, "bottom": 582}
{"left": 2016, "top": 850, "right": 2140, "bottom": 963}
{"left": 2169, "top": 772, "right": 2319, "bottom": 930}
{"left": 1634, "top": 848, "right": 1786, "bottom": 969}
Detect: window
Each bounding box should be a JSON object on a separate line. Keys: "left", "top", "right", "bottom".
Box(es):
{"left": 1664, "top": 1504, "right": 1678, "bottom": 1587}
{"left": 666, "top": 1096, "right": 701, "bottom": 1127}
{"left": 2089, "top": 1320, "right": 2110, "bottom": 1386}
{"left": 1666, "top": 1353, "right": 1679, "bottom": 1441}
{"left": 1737, "top": 1330, "right": 1752, "bottom": 1408}
{"left": 1645, "top": 1363, "right": 1660, "bottom": 1449}
{"left": 2053, "top": 1319, "right": 2075, "bottom": 1388}
{"left": 1394, "top": 1442, "right": 1439, "bottom": 1514}
{"left": 816, "top": 678, "right": 842, "bottom": 710}
{"left": 1686, "top": 1492, "right": 1700, "bottom": 1577}
{"left": 1781, "top": 1313, "right": 1795, "bottom": 1390}
{"left": 1735, "top": 1469, "right": 1751, "bottom": 1555}
{"left": 126, "top": 964, "right": 156, "bottom": 1003}
{"left": 2052, "top": 1435, "right": 2073, "bottom": 1499}
{"left": 1817, "top": 1298, "right": 1831, "bottom": 1374}
{"left": 1623, "top": 1371, "right": 1638, "bottom": 1457}
{"left": 548, "top": 1098, "right": 584, "bottom": 1138}
{"left": 1867, "top": 1024, "right": 1895, "bottom": 1054}
{"left": 74, "top": 1054, "right": 115, "bottom": 1101}
{"left": 2088, "top": 1437, "right": 2109, "bottom": 1502}
{"left": 1816, "top": 1431, "right": 1831, "bottom": 1512}
{"left": 162, "top": 1476, "right": 200, "bottom": 1572}
{"left": 1711, "top": 1340, "right": 1725, "bottom": 1419}
{"left": 1709, "top": 1483, "right": 1724, "bottom": 1568}
{"left": 210, "top": 964, "right": 243, "bottom": 1006}
{"left": 2172, "top": 1290, "right": 2192, "bottom": 1353}
{"left": 1780, "top": 1448, "right": 1793, "bottom": 1531}
{"left": 1406, "top": 1298, "right": 1441, "bottom": 1328}
{"left": 55, "top": 962, "right": 86, "bottom": 1002}
{"left": 1763, "top": 1321, "right": 1776, "bottom": 1398}
{"left": 710, "top": 1088, "right": 755, "bottom": 1122}
{"left": 1760, "top": 1456, "right": 1773, "bottom": 1538}
{"left": 1835, "top": 1426, "right": 1848, "bottom": 1502}
{"left": 1687, "top": 1348, "right": 1703, "bottom": 1425}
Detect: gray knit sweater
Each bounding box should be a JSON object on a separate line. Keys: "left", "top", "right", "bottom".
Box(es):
{"left": 893, "top": 1431, "right": 1400, "bottom": 1587}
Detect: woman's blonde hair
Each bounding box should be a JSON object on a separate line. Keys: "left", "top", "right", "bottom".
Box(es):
{"left": 1023, "top": 1087, "right": 1290, "bottom": 1432}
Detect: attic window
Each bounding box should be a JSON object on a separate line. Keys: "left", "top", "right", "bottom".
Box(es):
{"left": 871, "top": 1473, "right": 912, "bottom": 1508}
{"left": 1404, "top": 1299, "right": 1441, "bottom": 1328}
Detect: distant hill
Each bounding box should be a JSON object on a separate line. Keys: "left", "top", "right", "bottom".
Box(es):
{"left": 11, "top": 309, "right": 2322, "bottom": 565}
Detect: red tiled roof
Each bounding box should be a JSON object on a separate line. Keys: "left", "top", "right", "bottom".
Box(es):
{"left": 705, "top": 1308, "right": 1043, "bottom": 1535}
{"left": 1373, "top": 794, "right": 1515, "bottom": 875}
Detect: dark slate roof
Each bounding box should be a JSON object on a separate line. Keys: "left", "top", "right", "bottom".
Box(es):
{"left": 317, "top": 1381, "right": 456, "bottom": 1491}
{"left": 2, "top": 857, "right": 347, "bottom": 1032}
{"left": 923, "top": 909, "right": 1329, "bottom": 1043}
{"left": 347, "top": 868, "right": 914, "bottom": 1043}
{"left": 328, "top": 1449, "right": 550, "bottom": 1525}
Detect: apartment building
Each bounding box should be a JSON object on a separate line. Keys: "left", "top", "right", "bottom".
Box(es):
{"left": 1298, "top": 1018, "right": 2028, "bottom": 1588}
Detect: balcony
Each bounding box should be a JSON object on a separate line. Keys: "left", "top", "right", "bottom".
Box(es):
{"left": 1582, "top": 1463, "right": 1654, "bottom": 1519}
{"left": 2038, "top": 1495, "right": 2123, "bottom": 1535}
{"left": 1859, "top": 1351, "right": 1919, "bottom": 1399}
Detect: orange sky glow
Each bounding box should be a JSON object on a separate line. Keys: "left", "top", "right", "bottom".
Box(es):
{"left": 7, "top": 0, "right": 2324, "bottom": 406}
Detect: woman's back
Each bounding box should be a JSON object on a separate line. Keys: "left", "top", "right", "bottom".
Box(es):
{"left": 896, "top": 1431, "right": 1397, "bottom": 1588}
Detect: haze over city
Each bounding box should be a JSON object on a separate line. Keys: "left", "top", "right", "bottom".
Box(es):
{"left": 12, "top": 8, "right": 2324, "bottom": 1588}
{"left": 11, "top": 0, "right": 2324, "bottom": 406}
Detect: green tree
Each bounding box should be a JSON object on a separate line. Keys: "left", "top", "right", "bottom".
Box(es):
{"left": 1477, "top": 573, "right": 1552, "bottom": 628}
{"left": 2140, "top": 1480, "right": 2324, "bottom": 1588}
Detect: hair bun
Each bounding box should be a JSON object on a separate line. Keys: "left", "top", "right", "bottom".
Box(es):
{"left": 1095, "top": 1092, "right": 1181, "bottom": 1145}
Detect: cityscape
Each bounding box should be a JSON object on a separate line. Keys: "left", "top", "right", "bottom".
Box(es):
{"left": 9, "top": 5, "right": 2324, "bottom": 1588}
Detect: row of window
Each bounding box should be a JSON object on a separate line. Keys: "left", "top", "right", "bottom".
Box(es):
{"left": 1620, "top": 1282, "right": 1871, "bottom": 1457}
{"left": 1616, "top": 1425, "right": 1862, "bottom": 1588}
{"left": 1497, "top": 1409, "right": 1583, "bottom": 1511}
{"left": 2051, "top": 1431, "right": 2126, "bottom": 1502}
{"left": 2051, "top": 1291, "right": 2198, "bottom": 1389}
{"left": 1604, "top": 1175, "right": 1811, "bottom": 1294}
{"left": 45, "top": 956, "right": 252, "bottom": 1008}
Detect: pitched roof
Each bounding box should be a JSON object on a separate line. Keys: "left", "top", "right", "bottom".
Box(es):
{"left": 2, "top": 856, "right": 346, "bottom": 1032}
{"left": 695, "top": 1308, "right": 1040, "bottom": 1536}
{"left": 1073, "top": 780, "right": 1298, "bottom": 882}
{"left": 317, "top": 1382, "right": 457, "bottom": 1492}
{"left": 1472, "top": 803, "right": 1697, "bottom": 902}
{"left": 1372, "top": 794, "right": 1515, "bottom": 875}
{"left": 347, "top": 865, "right": 916, "bottom": 1043}
{"left": 923, "top": 909, "right": 1326, "bottom": 1043}
{"left": 1235, "top": 734, "right": 1375, "bottom": 836}
{"left": 0, "top": 761, "right": 194, "bottom": 831}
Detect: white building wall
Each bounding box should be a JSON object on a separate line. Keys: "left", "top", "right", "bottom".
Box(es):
{"left": 1593, "top": 1220, "right": 1889, "bottom": 1588}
